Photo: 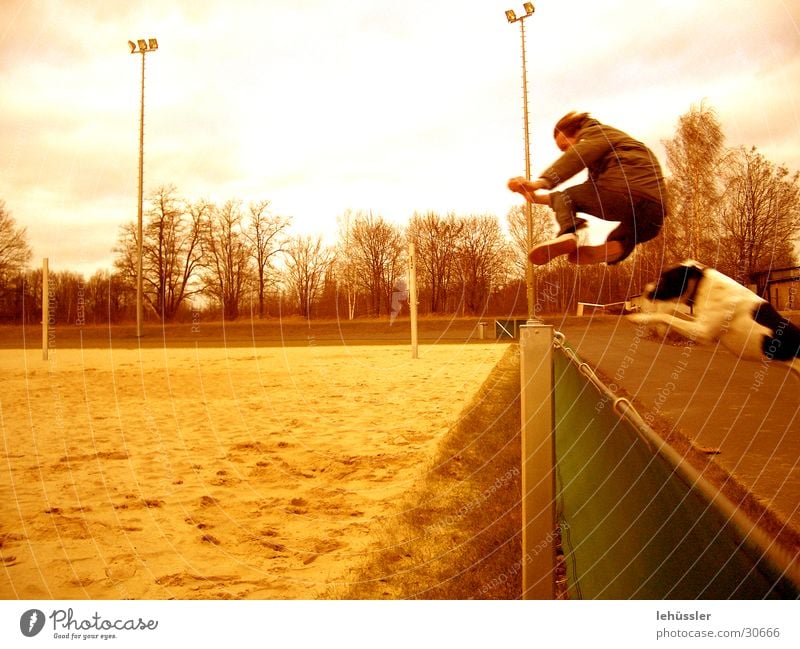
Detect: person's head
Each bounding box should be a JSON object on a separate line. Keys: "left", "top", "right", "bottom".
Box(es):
{"left": 553, "top": 111, "right": 591, "bottom": 151}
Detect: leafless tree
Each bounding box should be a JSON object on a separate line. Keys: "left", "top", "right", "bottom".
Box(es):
{"left": 46, "top": 270, "right": 85, "bottom": 325}
{"left": 717, "top": 146, "right": 800, "bottom": 282}
{"left": 113, "top": 185, "right": 204, "bottom": 321}
{"left": 334, "top": 210, "right": 361, "bottom": 320}
{"left": 16, "top": 267, "right": 43, "bottom": 325}
{"left": 349, "top": 212, "right": 405, "bottom": 317}
{"left": 201, "top": 200, "right": 253, "bottom": 321}
{"left": 283, "top": 235, "right": 335, "bottom": 319}
{"left": 0, "top": 200, "right": 32, "bottom": 282}
{"left": 246, "top": 200, "right": 290, "bottom": 318}
{"left": 84, "top": 270, "right": 129, "bottom": 324}
{"left": 506, "top": 204, "right": 554, "bottom": 270}
{"left": 455, "top": 215, "right": 511, "bottom": 315}
{"left": 662, "top": 101, "right": 725, "bottom": 262}
{"left": 407, "top": 211, "right": 464, "bottom": 313}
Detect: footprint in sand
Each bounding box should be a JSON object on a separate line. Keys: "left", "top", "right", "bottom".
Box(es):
{"left": 104, "top": 556, "right": 138, "bottom": 581}
{"left": 301, "top": 538, "right": 344, "bottom": 565}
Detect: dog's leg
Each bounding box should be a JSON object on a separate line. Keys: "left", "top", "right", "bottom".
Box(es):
{"left": 627, "top": 312, "right": 714, "bottom": 344}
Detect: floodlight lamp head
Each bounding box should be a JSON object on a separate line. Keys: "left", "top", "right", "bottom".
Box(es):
{"left": 137, "top": 39, "right": 148, "bottom": 51}
{"left": 505, "top": 9, "right": 516, "bottom": 23}
{"left": 128, "top": 40, "right": 137, "bottom": 53}
{"left": 148, "top": 38, "right": 158, "bottom": 50}
{"left": 524, "top": 2, "right": 535, "bottom": 16}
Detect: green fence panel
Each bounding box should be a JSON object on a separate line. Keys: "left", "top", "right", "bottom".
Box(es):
{"left": 554, "top": 351, "right": 799, "bottom": 599}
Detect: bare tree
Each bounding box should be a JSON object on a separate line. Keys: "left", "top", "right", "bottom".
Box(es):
{"left": 334, "top": 210, "right": 361, "bottom": 320}
{"left": 349, "top": 212, "right": 405, "bottom": 317}
{"left": 626, "top": 235, "right": 669, "bottom": 296}
{"left": 84, "top": 270, "right": 129, "bottom": 324}
{"left": 506, "top": 203, "right": 554, "bottom": 277}
{"left": 0, "top": 200, "right": 32, "bottom": 281}
{"left": 201, "top": 200, "right": 253, "bottom": 320}
{"left": 47, "top": 270, "right": 85, "bottom": 325}
{"left": 147, "top": 186, "right": 204, "bottom": 320}
{"left": 455, "top": 215, "right": 511, "bottom": 315}
{"left": 246, "top": 200, "right": 290, "bottom": 318}
{"left": 407, "top": 211, "right": 464, "bottom": 313}
{"left": 662, "top": 101, "right": 725, "bottom": 261}
{"left": 18, "top": 267, "right": 43, "bottom": 325}
{"left": 113, "top": 186, "right": 204, "bottom": 321}
{"left": 717, "top": 146, "right": 800, "bottom": 282}
{"left": 283, "top": 235, "right": 335, "bottom": 319}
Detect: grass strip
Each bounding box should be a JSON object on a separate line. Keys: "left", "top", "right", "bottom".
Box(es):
{"left": 332, "top": 345, "right": 523, "bottom": 599}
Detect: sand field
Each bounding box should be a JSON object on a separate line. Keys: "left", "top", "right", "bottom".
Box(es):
{"left": 0, "top": 340, "right": 509, "bottom": 599}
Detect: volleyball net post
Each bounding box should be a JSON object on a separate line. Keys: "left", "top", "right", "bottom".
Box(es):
{"left": 42, "top": 257, "right": 49, "bottom": 361}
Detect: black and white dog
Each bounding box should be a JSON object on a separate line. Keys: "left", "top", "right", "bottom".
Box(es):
{"left": 628, "top": 260, "right": 800, "bottom": 376}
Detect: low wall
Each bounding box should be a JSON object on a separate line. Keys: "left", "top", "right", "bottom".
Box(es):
{"left": 554, "top": 347, "right": 799, "bottom": 599}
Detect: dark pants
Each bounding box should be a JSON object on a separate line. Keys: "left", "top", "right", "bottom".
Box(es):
{"left": 551, "top": 183, "right": 665, "bottom": 263}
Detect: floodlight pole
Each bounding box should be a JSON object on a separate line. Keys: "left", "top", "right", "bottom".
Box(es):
{"left": 136, "top": 50, "right": 145, "bottom": 338}
{"left": 506, "top": 6, "right": 541, "bottom": 323}
{"left": 129, "top": 38, "right": 158, "bottom": 338}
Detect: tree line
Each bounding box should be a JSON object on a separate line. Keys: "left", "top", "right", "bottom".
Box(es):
{"left": 1, "top": 102, "right": 798, "bottom": 325}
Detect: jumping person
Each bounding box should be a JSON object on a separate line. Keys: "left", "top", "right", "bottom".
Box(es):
{"left": 508, "top": 111, "right": 668, "bottom": 265}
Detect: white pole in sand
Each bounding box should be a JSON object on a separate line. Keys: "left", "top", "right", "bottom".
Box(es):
{"left": 42, "top": 257, "right": 49, "bottom": 361}
{"left": 519, "top": 322, "right": 555, "bottom": 599}
{"left": 409, "top": 242, "right": 419, "bottom": 359}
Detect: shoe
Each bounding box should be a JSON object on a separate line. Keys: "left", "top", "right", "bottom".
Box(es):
{"left": 568, "top": 241, "right": 627, "bottom": 265}
{"left": 528, "top": 233, "right": 578, "bottom": 265}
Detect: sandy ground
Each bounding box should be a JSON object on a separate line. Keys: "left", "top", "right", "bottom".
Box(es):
{"left": 0, "top": 341, "right": 509, "bottom": 599}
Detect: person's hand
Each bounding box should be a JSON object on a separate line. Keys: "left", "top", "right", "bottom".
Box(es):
{"left": 507, "top": 176, "right": 534, "bottom": 201}
{"left": 507, "top": 177, "right": 550, "bottom": 204}
{"left": 507, "top": 176, "right": 528, "bottom": 193}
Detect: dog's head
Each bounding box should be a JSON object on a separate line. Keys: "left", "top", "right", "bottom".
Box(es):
{"left": 640, "top": 260, "right": 706, "bottom": 309}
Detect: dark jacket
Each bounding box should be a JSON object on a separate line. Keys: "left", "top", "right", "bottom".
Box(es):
{"left": 538, "top": 119, "right": 668, "bottom": 206}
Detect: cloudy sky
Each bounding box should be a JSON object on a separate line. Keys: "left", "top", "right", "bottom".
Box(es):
{"left": 2, "top": 0, "right": 799, "bottom": 276}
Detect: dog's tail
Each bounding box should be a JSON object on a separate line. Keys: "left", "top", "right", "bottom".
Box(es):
{"left": 790, "top": 358, "right": 800, "bottom": 379}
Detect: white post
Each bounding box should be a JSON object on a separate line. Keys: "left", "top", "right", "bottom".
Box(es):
{"left": 42, "top": 257, "right": 49, "bottom": 361}
{"left": 519, "top": 323, "right": 556, "bottom": 599}
{"left": 409, "top": 243, "right": 419, "bottom": 359}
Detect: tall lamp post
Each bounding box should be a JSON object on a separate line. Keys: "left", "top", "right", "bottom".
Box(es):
{"left": 505, "top": 4, "right": 540, "bottom": 323}
{"left": 128, "top": 38, "right": 158, "bottom": 338}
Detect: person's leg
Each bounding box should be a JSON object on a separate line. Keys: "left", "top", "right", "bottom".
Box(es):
{"left": 549, "top": 191, "right": 587, "bottom": 236}
{"left": 529, "top": 186, "right": 660, "bottom": 266}
{"left": 528, "top": 185, "right": 595, "bottom": 265}
{"left": 565, "top": 184, "right": 636, "bottom": 224}
{"left": 564, "top": 190, "right": 666, "bottom": 265}
{"left": 529, "top": 184, "right": 621, "bottom": 265}
{"left": 571, "top": 196, "right": 665, "bottom": 265}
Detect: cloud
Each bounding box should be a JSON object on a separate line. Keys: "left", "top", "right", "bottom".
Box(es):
{"left": 1, "top": 0, "right": 799, "bottom": 274}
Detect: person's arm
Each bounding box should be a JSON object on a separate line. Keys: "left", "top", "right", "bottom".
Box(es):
{"left": 538, "top": 124, "right": 613, "bottom": 188}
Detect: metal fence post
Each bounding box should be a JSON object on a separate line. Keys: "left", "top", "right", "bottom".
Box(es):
{"left": 519, "top": 323, "right": 555, "bottom": 599}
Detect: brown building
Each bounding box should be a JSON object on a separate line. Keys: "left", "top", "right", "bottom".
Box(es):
{"left": 750, "top": 266, "right": 800, "bottom": 311}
